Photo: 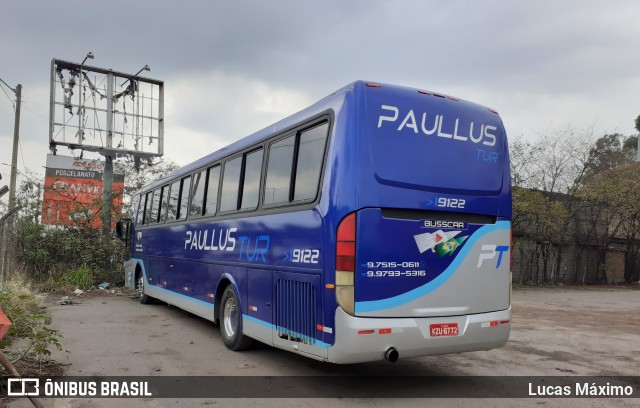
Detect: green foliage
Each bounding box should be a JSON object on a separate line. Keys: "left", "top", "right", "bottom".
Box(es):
{"left": 582, "top": 133, "right": 637, "bottom": 184}
{"left": 13, "top": 219, "right": 125, "bottom": 288}
{"left": 578, "top": 162, "right": 640, "bottom": 233}
{"left": 513, "top": 187, "right": 568, "bottom": 242}
{"left": 0, "top": 285, "right": 62, "bottom": 362}
{"left": 52, "top": 265, "right": 94, "bottom": 290}
{"left": 4, "top": 156, "right": 180, "bottom": 289}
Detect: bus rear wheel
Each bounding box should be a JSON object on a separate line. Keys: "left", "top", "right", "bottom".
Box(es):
{"left": 220, "top": 285, "right": 254, "bottom": 351}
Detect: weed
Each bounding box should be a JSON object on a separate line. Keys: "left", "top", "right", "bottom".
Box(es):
{"left": 0, "top": 276, "right": 62, "bottom": 365}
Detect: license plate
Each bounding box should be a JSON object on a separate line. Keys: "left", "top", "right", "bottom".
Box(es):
{"left": 429, "top": 323, "right": 459, "bottom": 337}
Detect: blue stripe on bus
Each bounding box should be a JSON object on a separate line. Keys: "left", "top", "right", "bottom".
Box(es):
{"left": 355, "top": 221, "right": 510, "bottom": 313}
{"left": 131, "top": 260, "right": 216, "bottom": 309}
{"left": 243, "top": 314, "right": 331, "bottom": 349}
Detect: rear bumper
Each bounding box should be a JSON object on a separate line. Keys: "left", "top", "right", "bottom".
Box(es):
{"left": 326, "top": 306, "right": 511, "bottom": 364}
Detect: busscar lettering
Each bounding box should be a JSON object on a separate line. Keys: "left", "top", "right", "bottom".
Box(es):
{"left": 423, "top": 220, "right": 466, "bottom": 229}
{"left": 378, "top": 104, "right": 498, "bottom": 147}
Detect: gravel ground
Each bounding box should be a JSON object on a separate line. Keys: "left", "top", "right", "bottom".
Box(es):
{"left": 6, "top": 285, "right": 639, "bottom": 408}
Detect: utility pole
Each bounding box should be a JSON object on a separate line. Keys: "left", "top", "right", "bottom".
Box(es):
{"left": 102, "top": 72, "right": 114, "bottom": 238}
{"left": 9, "top": 84, "right": 21, "bottom": 211}
{"left": 0, "top": 79, "right": 22, "bottom": 210}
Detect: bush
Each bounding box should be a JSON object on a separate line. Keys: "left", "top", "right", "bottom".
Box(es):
{"left": 0, "top": 278, "right": 62, "bottom": 364}
{"left": 12, "top": 219, "right": 126, "bottom": 288}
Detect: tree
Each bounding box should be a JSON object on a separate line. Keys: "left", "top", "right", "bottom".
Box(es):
{"left": 114, "top": 156, "right": 179, "bottom": 217}
{"left": 512, "top": 187, "right": 569, "bottom": 283}
{"left": 510, "top": 125, "right": 596, "bottom": 283}
{"left": 582, "top": 133, "right": 637, "bottom": 184}
{"left": 577, "top": 162, "right": 640, "bottom": 283}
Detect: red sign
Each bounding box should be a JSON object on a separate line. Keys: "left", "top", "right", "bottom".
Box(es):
{"left": 42, "top": 155, "right": 124, "bottom": 228}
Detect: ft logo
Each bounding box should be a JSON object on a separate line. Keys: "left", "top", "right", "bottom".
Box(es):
{"left": 477, "top": 245, "right": 510, "bottom": 268}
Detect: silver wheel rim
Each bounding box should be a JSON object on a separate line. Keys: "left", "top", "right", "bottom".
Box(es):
{"left": 223, "top": 296, "right": 237, "bottom": 338}
{"left": 137, "top": 276, "right": 144, "bottom": 298}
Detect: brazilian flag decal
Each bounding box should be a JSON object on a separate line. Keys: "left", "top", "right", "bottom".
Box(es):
{"left": 434, "top": 236, "right": 468, "bottom": 257}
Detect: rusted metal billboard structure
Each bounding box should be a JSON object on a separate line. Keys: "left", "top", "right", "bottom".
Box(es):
{"left": 49, "top": 57, "right": 163, "bottom": 235}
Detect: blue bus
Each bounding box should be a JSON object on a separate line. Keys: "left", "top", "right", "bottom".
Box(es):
{"left": 117, "top": 81, "right": 512, "bottom": 364}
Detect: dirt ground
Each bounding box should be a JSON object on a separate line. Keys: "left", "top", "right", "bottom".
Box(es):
{"left": 5, "top": 285, "right": 640, "bottom": 407}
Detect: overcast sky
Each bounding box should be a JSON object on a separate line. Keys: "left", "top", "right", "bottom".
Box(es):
{"left": 1, "top": 0, "right": 640, "bottom": 192}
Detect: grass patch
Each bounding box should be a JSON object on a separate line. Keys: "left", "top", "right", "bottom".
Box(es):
{"left": 51, "top": 265, "right": 94, "bottom": 291}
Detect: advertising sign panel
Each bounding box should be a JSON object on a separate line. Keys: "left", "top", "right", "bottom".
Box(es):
{"left": 42, "top": 154, "right": 124, "bottom": 228}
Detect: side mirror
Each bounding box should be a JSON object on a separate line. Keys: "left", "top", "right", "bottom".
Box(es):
{"left": 115, "top": 220, "right": 125, "bottom": 241}
{"left": 115, "top": 218, "right": 132, "bottom": 241}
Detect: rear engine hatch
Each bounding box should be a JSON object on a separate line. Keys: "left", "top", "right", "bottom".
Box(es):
{"left": 354, "top": 208, "right": 510, "bottom": 318}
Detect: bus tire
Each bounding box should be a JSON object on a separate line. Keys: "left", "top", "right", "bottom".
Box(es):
{"left": 220, "top": 285, "right": 254, "bottom": 351}
{"left": 137, "top": 272, "right": 153, "bottom": 305}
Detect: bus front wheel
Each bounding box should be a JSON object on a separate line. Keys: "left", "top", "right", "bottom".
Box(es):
{"left": 136, "top": 272, "right": 153, "bottom": 305}
{"left": 219, "top": 285, "right": 254, "bottom": 351}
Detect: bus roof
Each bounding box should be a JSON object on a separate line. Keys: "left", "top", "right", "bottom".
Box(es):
{"left": 138, "top": 81, "right": 501, "bottom": 193}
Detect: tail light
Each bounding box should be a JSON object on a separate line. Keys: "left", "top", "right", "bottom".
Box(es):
{"left": 336, "top": 213, "right": 356, "bottom": 315}
{"left": 509, "top": 227, "right": 513, "bottom": 304}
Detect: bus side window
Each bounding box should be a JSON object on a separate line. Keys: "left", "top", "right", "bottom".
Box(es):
{"left": 220, "top": 157, "right": 242, "bottom": 212}
{"left": 204, "top": 165, "right": 220, "bottom": 215}
{"left": 294, "top": 123, "right": 328, "bottom": 202}
{"left": 240, "top": 149, "right": 263, "bottom": 210}
{"left": 159, "top": 185, "right": 169, "bottom": 223}
{"left": 167, "top": 180, "right": 180, "bottom": 221}
{"left": 143, "top": 191, "right": 153, "bottom": 225}
{"left": 264, "top": 135, "right": 294, "bottom": 206}
{"left": 135, "top": 194, "right": 144, "bottom": 225}
{"left": 178, "top": 176, "right": 191, "bottom": 220}
{"left": 149, "top": 189, "right": 161, "bottom": 224}
{"left": 190, "top": 171, "right": 206, "bottom": 217}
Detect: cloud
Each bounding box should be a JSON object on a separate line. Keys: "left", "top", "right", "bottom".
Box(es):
{"left": 1, "top": 0, "right": 640, "bottom": 184}
{"left": 164, "top": 70, "right": 312, "bottom": 164}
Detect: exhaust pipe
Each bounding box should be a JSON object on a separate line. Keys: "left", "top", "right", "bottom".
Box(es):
{"left": 384, "top": 347, "right": 399, "bottom": 363}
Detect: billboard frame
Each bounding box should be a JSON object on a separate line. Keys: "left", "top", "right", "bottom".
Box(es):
{"left": 49, "top": 59, "right": 164, "bottom": 159}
